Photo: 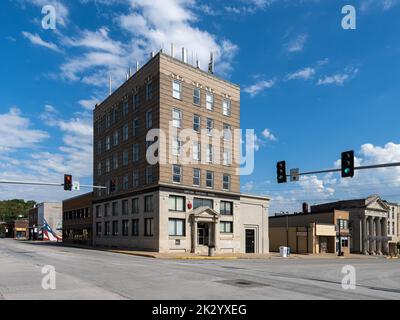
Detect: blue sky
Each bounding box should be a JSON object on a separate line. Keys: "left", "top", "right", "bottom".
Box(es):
{"left": 1, "top": 0, "right": 400, "bottom": 213}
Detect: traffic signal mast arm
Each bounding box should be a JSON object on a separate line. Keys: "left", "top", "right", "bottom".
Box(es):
{"left": 0, "top": 180, "right": 107, "bottom": 189}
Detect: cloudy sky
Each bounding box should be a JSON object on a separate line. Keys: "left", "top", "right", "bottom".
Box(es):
{"left": 1, "top": 0, "right": 400, "bottom": 213}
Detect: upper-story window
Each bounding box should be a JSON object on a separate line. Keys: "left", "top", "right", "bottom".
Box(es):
{"left": 133, "top": 118, "right": 139, "bottom": 137}
{"left": 146, "top": 110, "right": 153, "bottom": 129}
{"left": 123, "top": 100, "right": 129, "bottom": 116}
{"left": 97, "top": 140, "right": 102, "bottom": 155}
{"left": 133, "top": 169, "right": 139, "bottom": 187}
{"left": 106, "top": 113, "right": 111, "bottom": 128}
{"left": 112, "top": 154, "right": 118, "bottom": 170}
{"left": 206, "top": 144, "right": 213, "bottom": 163}
{"left": 172, "top": 109, "right": 182, "bottom": 128}
{"left": 146, "top": 81, "right": 153, "bottom": 101}
{"left": 223, "top": 99, "right": 231, "bottom": 116}
{"left": 206, "top": 171, "right": 214, "bottom": 188}
{"left": 123, "top": 124, "right": 129, "bottom": 141}
{"left": 223, "top": 149, "right": 232, "bottom": 166}
{"left": 193, "top": 142, "right": 201, "bottom": 161}
{"left": 146, "top": 166, "right": 154, "bottom": 184}
{"left": 123, "top": 175, "right": 129, "bottom": 190}
{"left": 105, "top": 136, "right": 111, "bottom": 151}
{"left": 133, "top": 92, "right": 139, "bottom": 111}
{"left": 113, "top": 130, "right": 119, "bottom": 146}
{"left": 123, "top": 150, "right": 129, "bottom": 166}
{"left": 206, "top": 118, "right": 213, "bottom": 136}
{"left": 173, "top": 80, "right": 182, "bottom": 100}
{"left": 193, "top": 88, "right": 201, "bottom": 106}
{"left": 223, "top": 174, "right": 231, "bottom": 191}
{"left": 173, "top": 165, "right": 182, "bottom": 184}
{"left": 193, "top": 115, "right": 200, "bottom": 132}
{"left": 193, "top": 168, "right": 201, "bottom": 186}
{"left": 105, "top": 159, "right": 110, "bottom": 173}
{"left": 172, "top": 136, "right": 182, "bottom": 156}
{"left": 206, "top": 92, "right": 214, "bottom": 110}
{"left": 97, "top": 162, "right": 102, "bottom": 176}
{"left": 111, "top": 108, "right": 117, "bottom": 124}
{"left": 133, "top": 144, "right": 139, "bottom": 162}
{"left": 223, "top": 123, "right": 232, "bottom": 140}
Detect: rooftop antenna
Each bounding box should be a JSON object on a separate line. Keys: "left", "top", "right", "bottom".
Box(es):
{"left": 171, "top": 43, "right": 175, "bottom": 58}
{"left": 182, "top": 47, "right": 187, "bottom": 63}
{"left": 150, "top": 51, "right": 155, "bottom": 58}
{"left": 109, "top": 75, "right": 112, "bottom": 96}
{"left": 208, "top": 52, "right": 214, "bottom": 74}
{"left": 136, "top": 60, "right": 140, "bottom": 72}
{"left": 129, "top": 67, "right": 132, "bottom": 77}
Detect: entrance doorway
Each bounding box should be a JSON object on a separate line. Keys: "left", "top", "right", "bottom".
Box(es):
{"left": 320, "top": 237, "right": 328, "bottom": 253}
{"left": 197, "top": 223, "right": 210, "bottom": 246}
{"left": 245, "top": 229, "right": 255, "bottom": 253}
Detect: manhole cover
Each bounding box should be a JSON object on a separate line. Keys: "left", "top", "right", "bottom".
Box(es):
{"left": 217, "top": 279, "right": 268, "bottom": 288}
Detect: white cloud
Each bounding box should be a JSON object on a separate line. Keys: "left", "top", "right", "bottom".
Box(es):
{"left": 261, "top": 128, "right": 277, "bottom": 141}
{"left": 0, "top": 108, "right": 49, "bottom": 152}
{"left": 78, "top": 97, "right": 101, "bottom": 110}
{"left": 285, "top": 33, "right": 308, "bottom": 53}
{"left": 360, "top": 0, "right": 400, "bottom": 12}
{"left": 287, "top": 67, "right": 315, "bottom": 80}
{"left": 317, "top": 67, "right": 358, "bottom": 86}
{"left": 244, "top": 79, "right": 275, "bottom": 97}
{"left": 22, "top": 31, "right": 62, "bottom": 53}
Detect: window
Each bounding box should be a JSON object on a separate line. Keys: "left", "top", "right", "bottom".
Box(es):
{"left": 106, "top": 159, "right": 110, "bottom": 173}
{"left": 133, "top": 144, "right": 139, "bottom": 162}
{"left": 193, "top": 87, "right": 201, "bottom": 105}
{"left": 172, "top": 109, "right": 182, "bottom": 128}
{"left": 110, "top": 177, "right": 117, "bottom": 193}
{"left": 172, "top": 136, "right": 182, "bottom": 156}
{"left": 123, "top": 150, "right": 129, "bottom": 166}
{"left": 113, "top": 130, "right": 119, "bottom": 146}
{"left": 146, "top": 81, "right": 153, "bottom": 101}
{"left": 145, "top": 195, "right": 154, "bottom": 212}
{"left": 104, "top": 221, "right": 111, "bottom": 236}
{"left": 133, "top": 170, "right": 139, "bottom": 187}
{"left": 206, "top": 171, "right": 214, "bottom": 188}
{"left": 339, "top": 219, "right": 349, "bottom": 230}
{"left": 97, "top": 162, "right": 102, "bottom": 176}
{"left": 220, "top": 201, "right": 233, "bottom": 215}
{"left": 206, "top": 92, "right": 214, "bottom": 110}
{"left": 223, "top": 99, "right": 231, "bottom": 116}
{"left": 193, "top": 168, "right": 201, "bottom": 186}
{"left": 96, "top": 205, "right": 102, "bottom": 218}
{"left": 122, "top": 200, "right": 129, "bottom": 215}
{"left": 220, "top": 221, "right": 233, "bottom": 233}
{"left": 341, "top": 237, "right": 349, "bottom": 247}
{"left": 133, "top": 93, "right": 139, "bottom": 111}
{"left": 122, "top": 220, "right": 129, "bottom": 236}
{"left": 169, "top": 219, "right": 185, "bottom": 236}
{"left": 388, "top": 221, "right": 391, "bottom": 234}
{"left": 133, "top": 118, "right": 139, "bottom": 137}
{"left": 206, "top": 118, "right": 213, "bottom": 135}
{"left": 123, "top": 124, "right": 129, "bottom": 140}
{"left": 146, "top": 166, "right": 154, "bottom": 184}
{"left": 145, "top": 218, "right": 154, "bottom": 236}
{"left": 111, "top": 108, "right": 117, "bottom": 124}
{"left": 112, "top": 202, "right": 118, "bottom": 216}
{"left": 169, "top": 196, "right": 185, "bottom": 211}
{"left": 193, "top": 198, "right": 213, "bottom": 209}
{"left": 223, "top": 123, "right": 232, "bottom": 140}
{"left": 193, "top": 142, "right": 201, "bottom": 161}
{"left": 392, "top": 222, "right": 395, "bottom": 235}
{"left": 132, "top": 219, "right": 139, "bottom": 236}
{"left": 106, "top": 136, "right": 111, "bottom": 150}
{"left": 223, "top": 149, "right": 232, "bottom": 166}
{"left": 96, "top": 222, "right": 102, "bottom": 236}
{"left": 173, "top": 165, "right": 182, "bottom": 183}
{"left": 104, "top": 203, "right": 110, "bottom": 217}
{"left": 132, "top": 198, "right": 139, "bottom": 214}
{"left": 112, "top": 221, "right": 119, "bottom": 236}
{"left": 112, "top": 154, "right": 118, "bottom": 170}
{"left": 206, "top": 144, "right": 213, "bottom": 163}
{"left": 97, "top": 140, "right": 102, "bottom": 155}
{"left": 173, "top": 80, "right": 182, "bottom": 99}
{"left": 223, "top": 174, "right": 231, "bottom": 191}
{"left": 146, "top": 110, "right": 153, "bottom": 129}
{"left": 106, "top": 113, "right": 111, "bottom": 128}
{"left": 193, "top": 115, "right": 201, "bottom": 132}
{"left": 123, "top": 100, "right": 129, "bottom": 116}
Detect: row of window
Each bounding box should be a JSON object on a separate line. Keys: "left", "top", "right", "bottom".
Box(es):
{"left": 95, "top": 196, "right": 233, "bottom": 218}
{"left": 95, "top": 218, "right": 233, "bottom": 237}
{"left": 387, "top": 221, "right": 396, "bottom": 235}
{"left": 96, "top": 110, "right": 233, "bottom": 156}
{"left": 172, "top": 79, "right": 232, "bottom": 116}
{"left": 63, "top": 208, "right": 90, "bottom": 221}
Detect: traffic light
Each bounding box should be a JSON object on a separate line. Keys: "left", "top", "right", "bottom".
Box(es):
{"left": 341, "top": 150, "right": 354, "bottom": 178}
{"left": 276, "top": 161, "right": 287, "bottom": 184}
{"left": 64, "top": 174, "right": 72, "bottom": 191}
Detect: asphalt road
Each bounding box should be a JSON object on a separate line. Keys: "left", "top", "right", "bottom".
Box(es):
{"left": 0, "top": 238, "right": 399, "bottom": 300}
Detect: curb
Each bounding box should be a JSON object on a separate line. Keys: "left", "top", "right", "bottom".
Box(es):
{"left": 108, "top": 250, "right": 158, "bottom": 258}
{"left": 174, "top": 256, "right": 238, "bottom": 260}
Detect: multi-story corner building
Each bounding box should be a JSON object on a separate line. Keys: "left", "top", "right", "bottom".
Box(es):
{"left": 92, "top": 51, "right": 269, "bottom": 254}
{"left": 383, "top": 201, "right": 399, "bottom": 255}
{"left": 311, "top": 195, "right": 391, "bottom": 255}
{"left": 63, "top": 192, "right": 93, "bottom": 246}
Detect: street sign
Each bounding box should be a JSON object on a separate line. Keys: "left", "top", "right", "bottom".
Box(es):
{"left": 73, "top": 181, "right": 80, "bottom": 191}
{"left": 290, "top": 168, "right": 300, "bottom": 182}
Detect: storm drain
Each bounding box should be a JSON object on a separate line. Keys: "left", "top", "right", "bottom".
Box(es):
{"left": 217, "top": 279, "right": 268, "bottom": 288}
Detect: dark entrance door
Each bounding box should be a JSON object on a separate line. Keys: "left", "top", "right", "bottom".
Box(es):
{"left": 245, "top": 229, "right": 255, "bottom": 253}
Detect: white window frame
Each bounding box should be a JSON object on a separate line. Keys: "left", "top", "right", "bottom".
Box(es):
{"left": 172, "top": 136, "right": 182, "bottom": 156}
{"left": 206, "top": 92, "right": 214, "bottom": 110}
{"left": 223, "top": 174, "right": 231, "bottom": 191}
{"left": 206, "top": 171, "right": 214, "bottom": 188}
{"left": 172, "top": 108, "right": 182, "bottom": 128}
{"left": 193, "top": 142, "right": 201, "bottom": 161}
{"left": 173, "top": 80, "right": 182, "bottom": 100}
{"left": 193, "top": 168, "right": 201, "bottom": 186}
{"left": 223, "top": 99, "right": 231, "bottom": 116}
{"left": 193, "top": 87, "right": 201, "bottom": 106}
{"left": 172, "top": 165, "right": 182, "bottom": 184}
{"left": 193, "top": 114, "right": 201, "bottom": 132}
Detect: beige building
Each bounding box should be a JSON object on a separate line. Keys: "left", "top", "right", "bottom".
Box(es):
{"left": 383, "top": 201, "right": 399, "bottom": 255}
{"left": 269, "top": 210, "right": 350, "bottom": 255}
{"left": 92, "top": 50, "right": 269, "bottom": 254}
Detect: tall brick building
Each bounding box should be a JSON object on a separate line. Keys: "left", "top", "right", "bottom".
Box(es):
{"left": 92, "top": 51, "right": 269, "bottom": 254}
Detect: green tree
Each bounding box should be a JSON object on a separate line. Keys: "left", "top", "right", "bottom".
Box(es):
{"left": 0, "top": 199, "right": 36, "bottom": 222}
